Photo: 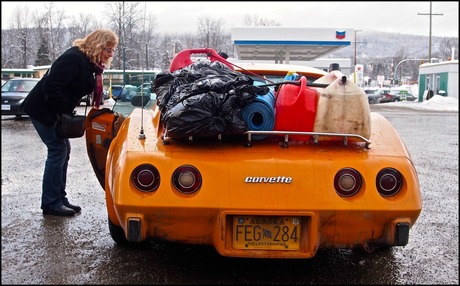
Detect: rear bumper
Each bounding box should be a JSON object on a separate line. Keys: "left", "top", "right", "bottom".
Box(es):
{"left": 112, "top": 206, "right": 419, "bottom": 258}
{"left": 1, "top": 103, "right": 26, "bottom": 116}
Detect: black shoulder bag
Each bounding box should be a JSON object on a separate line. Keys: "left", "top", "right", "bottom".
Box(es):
{"left": 56, "top": 95, "right": 89, "bottom": 138}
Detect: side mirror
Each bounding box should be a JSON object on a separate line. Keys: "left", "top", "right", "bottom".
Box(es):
{"left": 131, "top": 95, "right": 150, "bottom": 107}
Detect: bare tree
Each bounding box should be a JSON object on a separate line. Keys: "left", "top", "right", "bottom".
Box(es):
{"left": 124, "top": 2, "right": 144, "bottom": 69}
{"left": 8, "top": 6, "right": 33, "bottom": 68}
{"left": 197, "top": 16, "right": 227, "bottom": 52}
{"left": 242, "top": 14, "right": 280, "bottom": 26}
{"left": 140, "top": 11, "right": 159, "bottom": 70}
{"left": 144, "top": 15, "right": 161, "bottom": 70}
{"left": 437, "top": 37, "right": 459, "bottom": 60}
{"left": 67, "top": 13, "right": 97, "bottom": 42}
{"left": 105, "top": 2, "right": 127, "bottom": 70}
{"left": 178, "top": 32, "right": 198, "bottom": 50}
{"left": 105, "top": 2, "right": 145, "bottom": 69}
{"left": 41, "top": 2, "right": 67, "bottom": 61}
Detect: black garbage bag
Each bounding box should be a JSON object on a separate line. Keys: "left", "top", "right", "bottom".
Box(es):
{"left": 154, "top": 59, "right": 269, "bottom": 138}
{"left": 164, "top": 91, "right": 230, "bottom": 138}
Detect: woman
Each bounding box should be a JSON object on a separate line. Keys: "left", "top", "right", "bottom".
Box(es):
{"left": 22, "top": 29, "right": 119, "bottom": 216}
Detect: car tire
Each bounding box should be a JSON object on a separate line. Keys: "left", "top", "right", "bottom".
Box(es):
{"left": 394, "top": 98, "right": 400, "bottom": 102}
{"left": 108, "top": 216, "right": 129, "bottom": 245}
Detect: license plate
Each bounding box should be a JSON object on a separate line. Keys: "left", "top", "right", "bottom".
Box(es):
{"left": 233, "top": 216, "right": 301, "bottom": 250}
{"left": 2, "top": 105, "right": 11, "bottom": 111}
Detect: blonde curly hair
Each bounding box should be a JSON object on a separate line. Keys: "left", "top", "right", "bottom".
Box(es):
{"left": 73, "top": 29, "right": 119, "bottom": 68}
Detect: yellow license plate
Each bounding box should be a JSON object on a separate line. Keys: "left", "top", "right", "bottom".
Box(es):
{"left": 233, "top": 216, "right": 301, "bottom": 250}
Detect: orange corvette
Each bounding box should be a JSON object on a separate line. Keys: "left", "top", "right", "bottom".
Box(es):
{"left": 85, "top": 48, "right": 421, "bottom": 259}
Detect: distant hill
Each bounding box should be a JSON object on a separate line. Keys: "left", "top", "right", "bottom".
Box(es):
{"left": 326, "top": 30, "right": 458, "bottom": 60}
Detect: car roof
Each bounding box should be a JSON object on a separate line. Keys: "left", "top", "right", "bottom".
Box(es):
{"left": 7, "top": 78, "right": 40, "bottom": 81}
{"left": 112, "top": 84, "right": 136, "bottom": 87}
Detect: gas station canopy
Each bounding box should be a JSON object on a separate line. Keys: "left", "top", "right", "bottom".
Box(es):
{"left": 231, "top": 27, "right": 354, "bottom": 63}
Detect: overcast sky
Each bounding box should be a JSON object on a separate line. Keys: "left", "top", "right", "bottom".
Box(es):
{"left": 1, "top": 1, "right": 458, "bottom": 37}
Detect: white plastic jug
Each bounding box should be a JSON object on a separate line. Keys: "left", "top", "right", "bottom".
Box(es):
{"left": 313, "top": 75, "right": 371, "bottom": 140}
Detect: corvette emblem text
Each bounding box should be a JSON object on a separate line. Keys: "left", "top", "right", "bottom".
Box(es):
{"left": 245, "top": 176, "right": 292, "bottom": 184}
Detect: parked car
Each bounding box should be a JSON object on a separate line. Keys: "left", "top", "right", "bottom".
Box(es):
{"left": 366, "top": 88, "right": 391, "bottom": 104}
{"left": 137, "top": 82, "right": 158, "bottom": 102}
{"left": 363, "top": 87, "right": 380, "bottom": 104}
{"left": 110, "top": 84, "right": 137, "bottom": 102}
{"left": 110, "top": 85, "right": 124, "bottom": 100}
{"left": 137, "top": 86, "right": 151, "bottom": 97}
{"left": 138, "top": 82, "right": 153, "bottom": 92}
{"left": 401, "top": 91, "right": 417, "bottom": 101}
{"left": 79, "top": 94, "right": 91, "bottom": 106}
{"left": 380, "top": 89, "right": 417, "bottom": 103}
{"left": 84, "top": 48, "right": 421, "bottom": 259}
{"left": 1, "top": 78, "right": 40, "bottom": 117}
{"left": 79, "top": 89, "right": 109, "bottom": 106}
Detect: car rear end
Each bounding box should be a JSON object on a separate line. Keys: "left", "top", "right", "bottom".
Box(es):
{"left": 110, "top": 85, "right": 124, "bottom": 101}
{"left": 380, "top": 91, "right": 399, "bottom": 103}
{"left": 123, "top": 86, "right": 138, "bottom": 101}
{"left": 364, "top": 88, "right": 380, "bottom": 104}
{"left": 105, "top": 107, "right": 422, "bottom": 258}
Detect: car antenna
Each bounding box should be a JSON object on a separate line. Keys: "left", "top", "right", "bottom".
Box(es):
{"left": 138, "top": 68, "right": 146, "bottom": 140}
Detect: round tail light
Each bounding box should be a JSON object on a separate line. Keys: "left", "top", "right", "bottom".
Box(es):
{"left": 334, "top": 168, "right": 362, "bottom": 197}
{"left": 131, "top": 164, "right": 160, "bottom": 192}
{"left": 376, "top": 168, "right": 402, "bottom": 197}
{"left": 172, "top": 165, "right": 202, "bottom": 194}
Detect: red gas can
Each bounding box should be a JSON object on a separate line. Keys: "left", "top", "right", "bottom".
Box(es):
{"left": 274, "top": 76, "right": 318, "bottom": 141}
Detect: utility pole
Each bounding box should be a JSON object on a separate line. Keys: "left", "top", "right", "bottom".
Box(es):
{"left": 122, "top": 1, "right": 126, "bottom": 86}
{"left": 353, "top": 30, "right": 362, "bottom": 83}
{"left": 418, "top": 1, "right": 443, "bottom": 62}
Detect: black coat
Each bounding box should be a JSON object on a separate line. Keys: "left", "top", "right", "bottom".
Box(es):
{"left": 22, "top": 46, "right": 95, "bottom": 126}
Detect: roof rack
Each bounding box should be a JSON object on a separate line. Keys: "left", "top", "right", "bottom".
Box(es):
{"left": 162, "top": 130, "right": 371, "bottom": 149}
{"left": 245, "top": 130, "right": 371, "bottom": 149}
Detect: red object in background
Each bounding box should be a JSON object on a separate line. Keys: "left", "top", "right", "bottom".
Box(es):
{"left": 169, "top": 48, "right": 234, "bottom": 72}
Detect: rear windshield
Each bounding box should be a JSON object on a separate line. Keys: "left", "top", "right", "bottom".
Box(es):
{"left": 2, "top": 80, "right": 38, "bottom": 93}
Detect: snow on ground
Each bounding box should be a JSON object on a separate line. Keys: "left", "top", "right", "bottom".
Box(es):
{"left": 105, "top": 98, "right": 116, "bottom": 106}
{"left": 384, "top": 95, "right": 458, "bottom": 112}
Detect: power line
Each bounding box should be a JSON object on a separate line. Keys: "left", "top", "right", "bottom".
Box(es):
{"left": 418, "top": 1, "right": 443, "bottom": 62}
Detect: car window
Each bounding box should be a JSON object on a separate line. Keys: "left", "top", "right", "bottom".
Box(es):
{"left": 139, "top": 83, "right": 151, "bottom": 89}
{"left": 23, "top": 81, "right": 38, "bottom": 91}
{"left": 2, "top": 79, "right": 38, "bottom": 93}
{"left": 2, "top": 81, "right": 14, "bottom": 92}
{"left": 364, "top": 89, "right": 376, "bottom": 94}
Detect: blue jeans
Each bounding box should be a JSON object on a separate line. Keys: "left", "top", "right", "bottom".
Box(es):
{"left": 30, "top": 118, "right": 71, "bottom": 210}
